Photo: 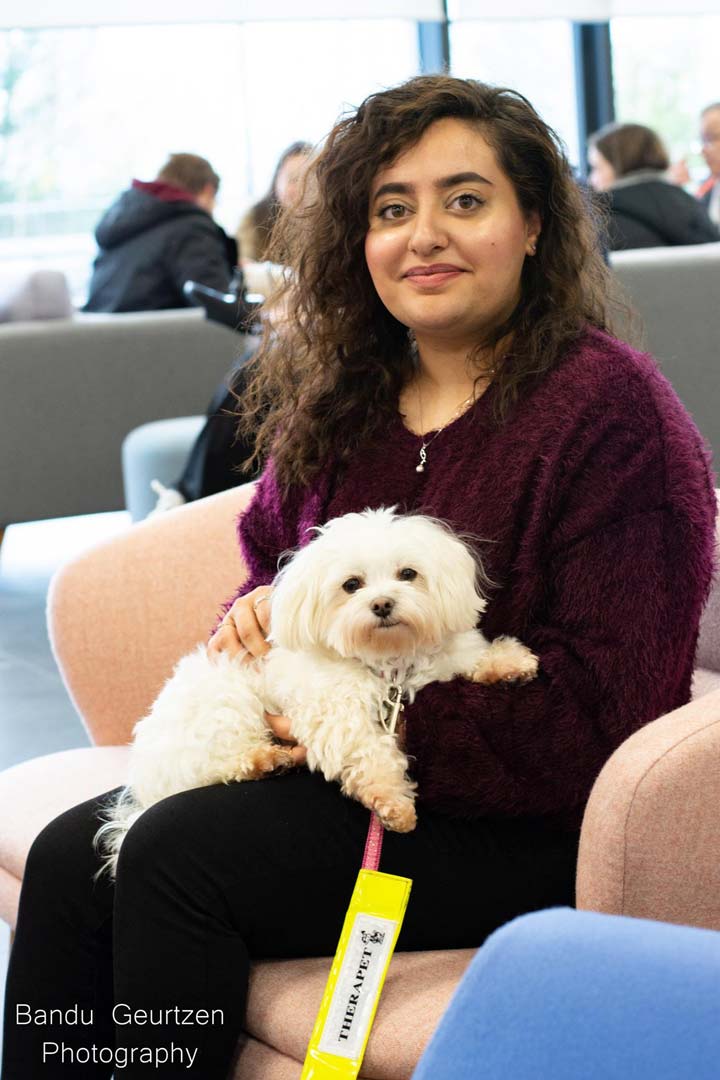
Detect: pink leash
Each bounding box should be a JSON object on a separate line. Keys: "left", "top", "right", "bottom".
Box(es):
{"left": 361, "top": 812, "right": 385, "bottom": 871}
{"left": 361, "top": 678, "right": 405, "bottom": 871}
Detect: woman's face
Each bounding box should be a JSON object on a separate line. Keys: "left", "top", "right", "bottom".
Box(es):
{"left": 701, "top": 107, "right": 720, "bottom": 178}
{"left": 274, "top": 152, "right": 309, "bottom": 209}
{"left": 588, "top": 146, "right": 616, "bottom": 192}
{"left": 364, "top": 117, "right": 540, "bottom": 353}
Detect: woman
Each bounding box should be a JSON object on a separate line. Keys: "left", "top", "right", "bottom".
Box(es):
{"left": 237, "top": 140, "right": 312, "bottom": 259}
{"left": 588, "top": 121, "right": 718, "bottom": 249}
{"left": 4, "top": 77, "right": 715, "bottom": 1078}
{"left": 236, "top": 141, "right": 312, "bottom": 297}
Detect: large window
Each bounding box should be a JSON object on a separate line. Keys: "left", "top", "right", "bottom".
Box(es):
{"left": 0, "top": 20, "right": 419, "bottom": 302}
{"left": 241, "top": 20, "right": 418, "bottom": 195}
{"left": 611, "top": 14, "right": 720, "bottom": 183}
{"left": 449, "top": 18, "right": 580, "bottom": 169}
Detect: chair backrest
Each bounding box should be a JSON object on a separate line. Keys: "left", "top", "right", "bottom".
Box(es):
{"left": 610, "top": 243, "right": 720, "bottom": 473}
{"left": 48, "top": 483, "right": 255, "bottom": 746}
{"left": 0, "top": 268, "right": 72, "bottom": 322}
{"left": 0, "top": 309, "right": 242, "bottom": 525}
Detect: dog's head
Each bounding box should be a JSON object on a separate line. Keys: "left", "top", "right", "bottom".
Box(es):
{"left": 269, "top": 507, "right": 487, "bottom": 663}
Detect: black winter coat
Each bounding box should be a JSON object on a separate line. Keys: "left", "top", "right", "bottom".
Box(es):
{"left": 603, "top": 172, "right": 719, "bottom": 250}
{"left": 84, "top": 185, "right": 237, "bottom": 312}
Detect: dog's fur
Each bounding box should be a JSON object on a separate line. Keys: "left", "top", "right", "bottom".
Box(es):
{"left": 96, "top": 508, "right": 538, "bottom": 875}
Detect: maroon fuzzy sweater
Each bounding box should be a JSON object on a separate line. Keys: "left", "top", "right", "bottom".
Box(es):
{"left": 229, "top": 328, "right": 716, "bottom": 828}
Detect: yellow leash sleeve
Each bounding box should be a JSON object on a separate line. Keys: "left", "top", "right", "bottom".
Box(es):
{"left": 300, "top": 865, "right": 413, "bottom": 1079}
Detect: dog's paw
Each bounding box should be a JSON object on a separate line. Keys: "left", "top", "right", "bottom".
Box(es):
{"left": 369, "top": 792, "right": 417, "bottom": 833}
{"left": 241, "top": 744, "right": 296, "bottom": 779}
{"left": 471, "top": 637, "right": 539, "bottom": 686}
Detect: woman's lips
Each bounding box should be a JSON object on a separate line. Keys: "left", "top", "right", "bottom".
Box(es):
{"left": 403, "top": 265, "right": 465, "bottom": 286}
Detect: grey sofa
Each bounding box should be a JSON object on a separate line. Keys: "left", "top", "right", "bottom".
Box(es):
{"left": 610, "top": 242, "right": 720, "bottom": 475}
{"left": 0, "top": 309, "right": 243, "bottom": 526}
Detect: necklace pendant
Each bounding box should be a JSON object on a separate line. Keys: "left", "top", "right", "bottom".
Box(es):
{"left": 416, "top": 445, "right": 427, "bottom": 473}
{"left": 415, "top": 463, "right": 425, "bottom": 473}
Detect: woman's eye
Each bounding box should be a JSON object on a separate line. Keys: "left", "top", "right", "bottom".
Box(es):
{"left": 342, "top": 577, "right": 363, "bottom": 594}
{"left": 398, "top": 567, "right": 417, "bottom": 581}
{"left": 451, "top": 193, "right": 483, "bottom": 211}
{"left": 379, "top": 203, "right": 408, "bottom": 221}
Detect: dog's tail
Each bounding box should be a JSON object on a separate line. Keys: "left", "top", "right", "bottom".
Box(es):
{"left": 93, "top": 787, "right": 144, "bottom": 881}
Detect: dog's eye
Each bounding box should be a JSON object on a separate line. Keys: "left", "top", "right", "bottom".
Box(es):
{"left": 342, "top": 577, "right": 363, "bottom": 594}
{"left": 398, "top": 567, "right": 417, "bottom": 581}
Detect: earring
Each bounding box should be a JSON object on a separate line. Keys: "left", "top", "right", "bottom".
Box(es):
{"left": 528, "top": 241, "right": 537, "bottom": 254}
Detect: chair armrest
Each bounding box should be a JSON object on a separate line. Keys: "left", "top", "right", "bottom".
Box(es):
{"left": 576, "top": 690, "right": 720, "bottom": 930}
{"left": 47, "top": 484, "right": 256, "bottom": 746}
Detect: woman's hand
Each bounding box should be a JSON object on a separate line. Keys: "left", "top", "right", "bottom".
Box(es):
{"left": 207, "top": 586, "right": 273, "bottom": 661}
{"left": 207, "top": 587, "right": 308, "bottom": 766}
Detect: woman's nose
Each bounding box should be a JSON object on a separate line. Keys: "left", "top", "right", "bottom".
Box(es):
{"left": 408, "top": 208, "right": 447, "bottom": 255}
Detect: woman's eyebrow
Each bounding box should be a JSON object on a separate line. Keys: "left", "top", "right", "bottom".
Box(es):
{"left": 438, "top": 171, "right": 493, "bottom": 189}
{"left": 371, "top": 171, "right": 494, "bottom": 203}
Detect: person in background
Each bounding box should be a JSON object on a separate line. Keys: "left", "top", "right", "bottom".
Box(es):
{"left": 237, "top": 141, "right": 312, "bottom": 261}
{"left": 698, "top": 103, "right": 720, "bottom": 226}
{"left": 147, "top": 350, "right": 261, "bottom": 516}
{"left": 146, "top": 145, "right": 315, "bottom": 516}
{"left": 236, "top": 141, "right": 312, "bottom": 296}
{"left": 588, "top": 122, "right": 719, "bottom": 249}
{"left": 84, "top": 153, "right": 238, "bottom": 313}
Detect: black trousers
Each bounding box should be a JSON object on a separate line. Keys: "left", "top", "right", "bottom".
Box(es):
{"left": 2, "top": 771, "right": 578, "bottom": 1078}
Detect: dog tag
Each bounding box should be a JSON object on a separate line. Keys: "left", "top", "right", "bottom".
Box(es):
{"left": 380, "top": 683, "right": 404, "bottom": 735}
{"left": 300, "top": 868, "right": 412, "bottom": 1079}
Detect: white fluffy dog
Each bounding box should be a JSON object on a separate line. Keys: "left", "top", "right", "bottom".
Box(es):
{"left": 97, "top": 508, "right": 538, "bottom": 874}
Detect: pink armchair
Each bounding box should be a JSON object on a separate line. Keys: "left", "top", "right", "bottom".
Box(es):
{"left": 1, "top": 484, "right": 719, "bottom": 1078}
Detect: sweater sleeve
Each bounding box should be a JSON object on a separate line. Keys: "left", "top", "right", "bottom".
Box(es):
{"left": 405, "top": 378, "right": 716, "bottom": 822}
{"left": 216, "top": 461, "right": 303, "bottom": 620}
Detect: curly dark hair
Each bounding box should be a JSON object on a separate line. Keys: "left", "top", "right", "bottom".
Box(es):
{"left": 240, "top": 75, "right": 615, "bottom": 491}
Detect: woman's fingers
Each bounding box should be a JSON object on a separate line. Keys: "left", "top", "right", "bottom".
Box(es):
{"left": 264, "top": 712, "right": 308, "bottom": 767}
{"left": 207, "top": 622, "right": 246, "bottom": 660}
{"left": 207, "top": 586, "right": 274, "bottom": 660}
{"left": 288, "top": 744, "right": 308, "bottom": 766}
{"left": 251, "top": 588, "right": 273, "bottom": 636}
{"left": 229, "top": 601, "right": 271, "bottom": 660}
{"left": 265, "top": 712, "right": 293, "bottom": 740}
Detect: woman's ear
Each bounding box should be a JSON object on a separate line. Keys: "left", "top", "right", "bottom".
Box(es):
{"left": 525, "top": 210, "right": 542, "bottom": 255}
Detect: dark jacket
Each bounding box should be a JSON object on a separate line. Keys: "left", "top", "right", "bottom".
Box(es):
{"left": 603, "top": 171, "right": 719, "bottom": 250}
{"left": 177, "top": 351, "right": 263, "bottom": 503}
{"left": 84, "top": 181, "right": 238, "bottom": 312}
{"left": 700, "top": 182, "right": 719, "bottom": 222}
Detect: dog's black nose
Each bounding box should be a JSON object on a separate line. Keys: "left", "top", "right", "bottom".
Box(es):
{"left": 371, "top": 597, "right": 395, "bottom": 619}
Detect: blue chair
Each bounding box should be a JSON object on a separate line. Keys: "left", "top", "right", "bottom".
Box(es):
{"left": 413, "top": 907, "right": 720, "bottom": 1080}
{"left": 121, "top": 415, "right": 204, "bottom": 521}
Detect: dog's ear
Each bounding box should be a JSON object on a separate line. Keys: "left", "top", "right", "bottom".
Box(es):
{"left": 268, "top": 547, "right": 324, "bottom": 652}
{"left": 427, "top": 532, "right": 487, "bottom": 632}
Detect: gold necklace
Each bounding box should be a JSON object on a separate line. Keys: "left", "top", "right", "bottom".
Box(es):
{"left": 414, "top": 386, "right": 477, "bottom": 473}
